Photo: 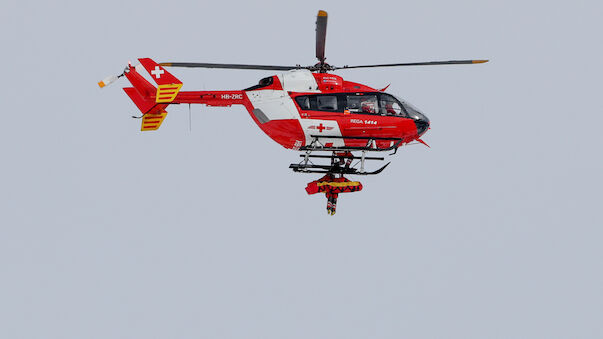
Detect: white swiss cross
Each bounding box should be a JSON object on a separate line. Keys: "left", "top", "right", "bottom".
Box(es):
{"left": 150, "top": 66, "right": 164, "bottom": 79}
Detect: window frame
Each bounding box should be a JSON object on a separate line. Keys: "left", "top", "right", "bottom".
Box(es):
{"left": 293, "top": 92, "right": 409, "bottom": 117}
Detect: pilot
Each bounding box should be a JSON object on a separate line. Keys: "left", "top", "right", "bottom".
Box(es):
{"left": 385, "top": 102, "right": 396, "bottom": 114}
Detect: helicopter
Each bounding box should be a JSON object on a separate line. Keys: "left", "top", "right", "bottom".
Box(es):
{"left": 99, "top": 10, "right": 487, "bottom": 215}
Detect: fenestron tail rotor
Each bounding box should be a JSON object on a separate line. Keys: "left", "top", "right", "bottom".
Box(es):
{"left": 156, "top": 10, "right": 488, "bottom": 74}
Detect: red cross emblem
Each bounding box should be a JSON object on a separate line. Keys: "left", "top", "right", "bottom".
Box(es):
{"left": 317, "top": 123, "right": 326, "bottom": 132}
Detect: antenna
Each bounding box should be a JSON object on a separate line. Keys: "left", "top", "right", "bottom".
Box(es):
{"left": 188, "top": 103, "right": 192, "bottom": 132}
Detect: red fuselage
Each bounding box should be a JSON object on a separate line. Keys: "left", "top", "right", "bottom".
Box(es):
{"left": 172, "top": 70, "right": 430, "bottom": 150}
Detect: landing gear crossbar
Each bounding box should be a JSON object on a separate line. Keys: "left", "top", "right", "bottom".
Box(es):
{"left": 299, "top": 154, "right": 385, "bottom": 161}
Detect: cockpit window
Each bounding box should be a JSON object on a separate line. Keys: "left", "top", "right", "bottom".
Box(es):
{"left": 379, "top": 94, "right": 405, "bottom": 116}
{"left": 346, "top": 95, "right": 378, "bottom": 113}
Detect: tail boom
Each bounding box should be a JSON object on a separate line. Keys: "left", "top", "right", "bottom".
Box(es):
{"left": 171, "top": 91, "right": 247, "bottom": 107}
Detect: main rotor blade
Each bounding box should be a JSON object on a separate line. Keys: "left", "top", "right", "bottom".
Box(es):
{"left": 159, "top": 62, "right": 300, "bottom": 71}
{"left": 315, "top": 10, "right": 328, "bottom": 63}
{"left": 334, "top": 59, "right": 489, "bottom": 70}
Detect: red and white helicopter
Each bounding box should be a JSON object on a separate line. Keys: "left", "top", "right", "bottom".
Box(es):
{"left": 99, "top": 10, "right": 487, "bottom": 215}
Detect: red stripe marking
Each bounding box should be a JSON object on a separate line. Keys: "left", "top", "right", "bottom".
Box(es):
{"left": 144, "top": 125, "right": 158, "bottom": 128}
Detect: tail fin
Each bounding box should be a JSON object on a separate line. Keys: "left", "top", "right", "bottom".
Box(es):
{"left": 138, "top": 58, "right": 183, "bottom": 103}
{"left": 100, "top": 58, "right": 183, "bottom": 131}
{"left": 120, "top": 58, "right": 183, "bottom": 131}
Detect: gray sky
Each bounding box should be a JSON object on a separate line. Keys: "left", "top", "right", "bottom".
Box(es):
{"left": 1, "top": 0, "right": 602, "bottom": 338}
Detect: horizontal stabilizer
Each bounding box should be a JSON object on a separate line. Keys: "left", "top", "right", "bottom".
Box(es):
{"left": 123, "top": 87, "right": 155, "bottom": 114}
{"left": 124, "top": 65, "right": 156, "bottom": 98}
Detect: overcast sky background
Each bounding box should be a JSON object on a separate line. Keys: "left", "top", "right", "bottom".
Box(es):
{"left": 1, "top": 0, "right": 602, "bottom": 338}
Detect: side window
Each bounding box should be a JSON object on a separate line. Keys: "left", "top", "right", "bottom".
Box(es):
{"left": 295, "top": 96, "right": 310, "bottom": 110}
{"left": 317, "top": 95, "right": 338, "bottom": 111}
{"left": 346, "top": 95, "right": 378, "bottom": 114}
{"left": 346, "top": 96, "right": 362, "bottom": 112}
{"left": 379, "top": 94, "right": 405, "bottom": 116}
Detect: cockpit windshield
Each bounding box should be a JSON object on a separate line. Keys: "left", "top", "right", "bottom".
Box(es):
{"left": 393, "top": 95, "right": 424, "bottom": 120}
{"left": 392, "top": 95, "right": 429, "bottom": 126}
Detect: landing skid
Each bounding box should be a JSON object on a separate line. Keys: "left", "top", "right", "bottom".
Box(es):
{"left": 290, "top": 162, "right": 390, "bottom": 175}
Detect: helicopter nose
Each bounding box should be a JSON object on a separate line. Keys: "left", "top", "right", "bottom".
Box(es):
{"left": 414, "top": 114, "right": 430, "bottom": 136}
